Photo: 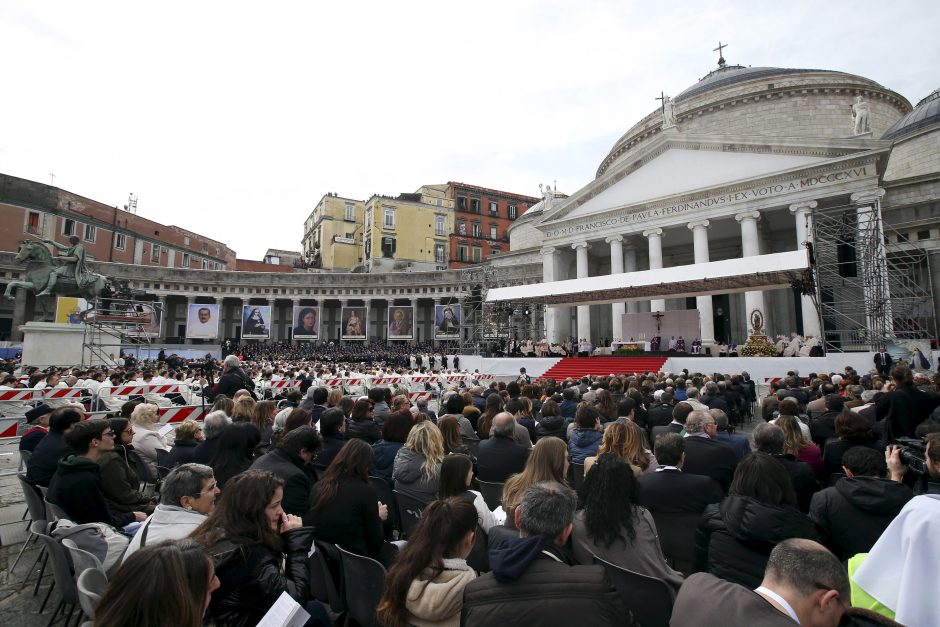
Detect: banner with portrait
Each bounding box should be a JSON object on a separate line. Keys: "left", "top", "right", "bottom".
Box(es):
{"left": 341, "top": 306, "right": 367, "bottom": 340}
{"left": 54, "top": 297, "right": 89, "bottom": 324}
{"left": 434, "top": 303, "right": 460, "bottom": 340}
{"left": 186, "top": 303, "right": 221, "bottom": 339}
{"left": 242, "top": 305, "right": 272, "bottom": 339}
{"left": 387, "top": 306, "right": 414, "bottom": 340}
{"left": 292, "top": 305, "right": 320, "bottom": 340}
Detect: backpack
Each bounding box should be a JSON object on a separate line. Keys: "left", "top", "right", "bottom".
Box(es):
{"left": 52, "top": 518, "right": 130, "bottom": 573}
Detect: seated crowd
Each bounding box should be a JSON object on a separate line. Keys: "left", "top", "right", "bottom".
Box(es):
{"left": 13, "top": 357, "right": 940, "bottom": 626}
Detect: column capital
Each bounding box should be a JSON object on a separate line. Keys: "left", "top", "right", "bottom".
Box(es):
{"left": 540, "top": 246, "right": 557, "bottom": 256}
{"left": 642, "top": 228, "right": 663, "bottom": 238}
{"left": 571, "top": 241, "right": 591, "bottom": 251}
{"left": 850, "top": 187, "right": 886, "bottom": 205}
{"left": 604, "top": 235, "right": 624, "bottom": 245}
{"left": 734, "top": 210, "right": 761, "bottom": 223}
{"left": 687, "top": 220, "right": 711, "bottom": 231}
{"left": 789, "top": 200, "right": 818, "bottom": 214}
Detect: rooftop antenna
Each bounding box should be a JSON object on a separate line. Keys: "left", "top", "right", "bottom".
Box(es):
{"left": 713, "top": 41, "right": 728, "bottom": 67}
{"left": 124, "top": 193, "right": 138, "bottom": 214}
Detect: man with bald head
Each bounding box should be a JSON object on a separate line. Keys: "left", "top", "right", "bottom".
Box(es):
{"left": 682, "top": 409, "right": 738, "bottom": 492}
{"left": 476, "top": 412, "right": 530, "bottom": 483}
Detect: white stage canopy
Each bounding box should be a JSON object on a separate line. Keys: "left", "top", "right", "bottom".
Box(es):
{"left": 486, "top": 250, "right": 811, "bottom": 307}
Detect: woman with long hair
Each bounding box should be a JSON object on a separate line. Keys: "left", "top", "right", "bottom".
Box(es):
{"left": 572, "top": 455, "right": 683, "bottom": 594}
{"left": 372, "top": 410, "right": 414, "bottom": 483}
{"left": 476, "top": 394, "right": 503, "bottom": 440}
{"left": 231, "top": 395, "right": 256, "bottom": 423}
{"left": 568, "top": 404, "right": 603, "bottom": 464}
{"left": 777, "top": 413, "right": 824, "bottom": 475}
{"left": 393, "top": 421, "right": 445, "bottom": 502}
{"left": 585, "top": 421, "right": 658, "bottom": 475}
{"left": 252, "top": 400, "right": 277, "bottom": 444}
{"left": 210, "top": 422, "right": 261, "bottom": 489}
{"left": 438, "top": 415, "right": 471, "bottom": 457}
{"left": 210, "top": 395, "right": 235, "bottom": 418}
{"left": 437, "top": 454, "right": 496, "bottom": 531}
{"left": 308, "top": 438, "right": 395, "bottom": 566}
{"left": 376, "top": 499, "right": 478, "bottom": 627}
{"left": 697, "top": 453, "right": 819, "bottom": 588}
{"left": 95, "top": 539, "right": 219, "bottom": 627}
{"left": 347, "top": 398, "right": 381, "bottom": 444}
{"left": 501, "top": 436, "right": 568, "bottom": 524}
{"left": 594, "top": 389, "right": 617, "bottom": 423}
{"left": 190, "top": 469, "right": 327, "bottom": 627}
{"left": 99, "top": 417, "right": 155, "bottom": 515}
{"left": 461, "top": 391, "right": 481, "bottom": 431}
{"left": 326, "top": 387, "right": 343, "bottom": 408}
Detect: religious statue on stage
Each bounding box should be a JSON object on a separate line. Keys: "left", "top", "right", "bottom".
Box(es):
{"left": 739, "top": 308, "right": 778, "bottom": 357}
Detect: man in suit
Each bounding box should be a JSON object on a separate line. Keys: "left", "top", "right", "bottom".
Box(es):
{"left": 670, "top": 539, "right": 850, "bottom": 627}
{"left": 806, "top": 382, "right": 835, "bottom": 420}
{"left": 681, "top": 410, "right": 738, "bottom": 492}
{"left": 650, "top": 401, "right": 693, "bottom": 442}
{"left": 638, "top": 433, "right": 723, "bottom": 513}
{"left": 646, "top": 390, "right": 675, "bottom": 428}
{"left": 873, "top": 347, "right": 892, "bottom": 379}
{"left": 475, "top": 413, "right": 530, "bottom": 483}
{"left": 711, "top": 410, "right": 751, "bottom": 462}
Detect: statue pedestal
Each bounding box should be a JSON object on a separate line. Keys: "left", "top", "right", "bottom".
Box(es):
{"left": 19, "top": 322, "right": 97, "bottom": 368}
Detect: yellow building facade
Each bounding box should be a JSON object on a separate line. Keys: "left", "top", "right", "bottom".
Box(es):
{"left": 361, "top": 188, "right": 454, "bottom": 272}
{"left": 301, "top": 193, "right": 365, "bottom": 271}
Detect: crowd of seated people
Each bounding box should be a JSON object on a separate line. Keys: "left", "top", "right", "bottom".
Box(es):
{"left": 10, "top": 356, "right": 940, "bottom": 626}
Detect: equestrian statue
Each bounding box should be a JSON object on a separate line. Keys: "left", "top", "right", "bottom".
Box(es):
{"left": 3, "top": 237, "right": 109, "bottom": 321}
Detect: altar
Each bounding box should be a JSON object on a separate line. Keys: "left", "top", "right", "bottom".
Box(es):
{"left": 611, "top": 341, "right": 651, "bottom": 352}
{"left": 619, "top": 310, "right": 701, "bottom": 351}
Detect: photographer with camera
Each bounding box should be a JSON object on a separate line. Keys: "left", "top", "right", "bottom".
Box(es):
{"left": 886, "top": 432, "right": 940, "bottom": 495}
{"left": 201, "top": 355, "right": 256, "bottom": 402}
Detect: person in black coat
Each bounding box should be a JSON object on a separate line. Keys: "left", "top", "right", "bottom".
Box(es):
{"left": 163, "top": 420, "right": 202, "bottom": 469}
{"left": 476, "top": 414, "right": 530, "bottom": 483}
{"left": 701, "top": 382, "right": 731, "bottom": 416}
{"left": 646, "top": 392, "right": 675, "bottom": 429}
{"left": 25, "top": 406, "right": 83, "bottom": 487}
{"left": 192, "top": 411, "right": 230, "bottom": 465}
{"left": 752, "top": 423, "right": 819, "bottom": 513}
{"left": 637, "top": 433, "right": 724, "bottom": 513}
{"left": 202, "top": 356, "right": 255, "bottom": 402}
{"left": 821, "top": 410, "right": 883, "bottom": 478}
{"left": 809, "top": 447, "right": 912, "bottom": 560}
{"left": 314, "top": 408, "right": 349, "bottom": 470}
{"left": 873, "top": 347, "right": 892, "bottom": 379}
{"left": 697, "top": 453, "right": 820, "bottom": 589}
{"left": 346, "top": 399, "right": 381, "bottom": 444}
{"left": 810, "top": 394, "right": 844, "bottom": 446}
{"left": 681, "top": 411, "right": 738, "bottom": 492}
{"left": 19, "top": 404, "right": 53, "bottom": 453}
{"left": 875, "top": 365, "right": 939, "bottom": 442}
{"left": 251, "top": 426, "right": 321, "bottom": 517}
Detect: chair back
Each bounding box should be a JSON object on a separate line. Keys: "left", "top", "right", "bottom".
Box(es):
{"left": 155, "top": 448, "right": 171, "bottom": 479}
{"left": 17, "top": 473, "right": 47, "bottom": 522}
{"left": 19, "top": 449, "right": 32, "bottom": 471}
{"left": 476, "top": 480, "right": 504, "bottom": 510}
{"left": 44, "top": 497, "right": 69, "bottom": 523}
{"left": 593, "top": 555, "right": 673, "bottom": 627}
{"left": 62, "top": 538, "right": 106, "bottom": 577}
{"left": 337, "top": 545, "right": 387, "bottom": 627}
{"left": 76, "top": 568, "right": 108, "bottom": 619}
{"left": 127, "top": 449, "right": 157, "bottom": 486}
{"left": 369, "top": 475, "right": 399, "bottom": 532}
{"left": 312, "top": 540, "right": 347, "bottom": 613}
{"left": 34, "top": 531, "right": 80, "bottom": 605}
{"left": 392, "top": 489, "right": 428, "bottom": 537}
{"left": 571, "top": 462, "right": 586, "bottom": 490}
{"left": 649, "top": 510, "right": 700, "bottom": 576}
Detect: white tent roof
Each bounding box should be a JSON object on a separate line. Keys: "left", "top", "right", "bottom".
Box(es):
{"left": 486, "top": 250, "right": 811, "bottom": 306}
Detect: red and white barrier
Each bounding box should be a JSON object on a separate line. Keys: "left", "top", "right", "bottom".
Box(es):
{"left": 0, "top": 389, "right": 44, "bottom": 402}
{"left": 0, "top": 419, "right": 19, "bottom": 439}
{"left": 41, "top": 388, "right": 86, "bottom": 400}
{"left": 408, "top": 392, "right": 433, "bottom": 403}
{"left": 159, "top": 405, "right": 209, "bottom": 424}
{"left": 266, "top": 380, "right": 300, "bottom": 390}
{"left": 110, "top": 384, "right": 186, "bottom": 396}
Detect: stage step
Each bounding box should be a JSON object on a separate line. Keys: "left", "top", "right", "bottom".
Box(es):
{"left": 540, "top": 357, "right": 668, "bottom": 380}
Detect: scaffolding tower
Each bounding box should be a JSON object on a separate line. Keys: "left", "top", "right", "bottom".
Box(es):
{"left": 458, "top": 267, "right": 539, "bottom": 356}
{"left": 81, "top": 299, "right": 161, "bottom": 366}
{"left": 812, "top": 203, "right": 935, "bottom": 352}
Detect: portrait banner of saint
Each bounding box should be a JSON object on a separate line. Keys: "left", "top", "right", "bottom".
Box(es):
{"left": 242, "top": 305, "right": 272, "bottom": 339}
{"left": 342, "top": 306, "right": 367, "bottom": 340}
{"left": 186, "top": 303, "right": 220, "bottom": 339}
{"left": 387, "top": 306, "right": 414, "bottom": 340}
{"left": 434, "top": 304, "right": 460, "bottom": 340}
{"left": 292, "top": 305, "right": 320, "bottom": 340}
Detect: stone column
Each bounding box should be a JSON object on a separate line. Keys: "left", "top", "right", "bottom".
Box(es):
{"left": 410, "top": 297, "right": 419, "bottom": 343}
{"left": 186, "top": 296, "right": 197, "bottom": 344}
{"left": 623, "top": 243, "right": 639, "bottom": 314}
{"left": 339, "top": 299, "right": 348, "bottom": 342}
{"left": 541, "top": 247, "right": 564, "bottom": 344}
{"left": 643, "top": 229, "right": 665, "bottom": 312}
{"left": 789, "top": 201, "right": 821, "bottom": 337}
{"left": 267, "top": 298, "right": 276, "bottom": 341}
{"left": 688, "top": 220, "right": 716, "bottom": 347}
{"left": 852, "top": 188, "right": 892, "bottom": 343}
{"left": 433, "top": 297, "right": 441, "bottom": 345}
{"left": 606, "top": 235, "right": 625, "bottom": 336}
{"left": 572, "top": 242, "right": 591, "bottom": 342}
{"left": 735, "top": 211, "right": 769, "bottom": 335}
{"left": 156, "top": 296, "right": 168, "bottom": 341}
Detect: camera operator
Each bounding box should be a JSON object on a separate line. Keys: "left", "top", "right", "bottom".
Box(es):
{"left": 201, "top": 355, "right": 255, "bottom": 402}
{"left": 886, "top": 433, "right": 940, "bottom": 495}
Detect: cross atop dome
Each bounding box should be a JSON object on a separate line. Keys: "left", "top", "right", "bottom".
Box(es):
{"left": 713, "top": 41, "right": 728, "bottom": 67}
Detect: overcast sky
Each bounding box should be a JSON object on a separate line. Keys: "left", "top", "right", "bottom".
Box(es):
{"left": 1, "top": 1, "right": 937, "bottom": 260}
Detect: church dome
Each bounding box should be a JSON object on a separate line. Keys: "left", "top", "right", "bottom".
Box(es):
{"left": 675, "top": 64, "right": 828, "bottom": 101}
{"left": 882, "top": 88, "right": 940, "bottom": 140}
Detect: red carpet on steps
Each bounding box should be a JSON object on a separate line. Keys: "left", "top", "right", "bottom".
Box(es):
{"left": 541, "top": 357, "right": 668, "bottom": 380}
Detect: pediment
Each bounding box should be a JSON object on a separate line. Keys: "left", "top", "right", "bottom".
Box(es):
{"left": 541, "top": 134, "right": 889, "bottom": 224}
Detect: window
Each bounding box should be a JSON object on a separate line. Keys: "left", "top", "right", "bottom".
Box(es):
{"left": 383, "top": 207, "right": 396, "bottom": 229}
{"left": 366, "top": 209, "right": 372, "bottom": 230}
{"left": 508, "top": 204, "right": 518, "bottom": 220}
{"left": 491, "top": 246, "right": 501, "bottom": 255}
{"left": 897, "top": 233, "right": 910, "bottom": 243}
{"left": 151, "top": 244, "right": 161, "bottom": 263}
{"left": 489, "top": 224, "right": 498, "bottom": 240}
{"left": 181, "top": 252, "right": 191, "bottom": 268}
{"left": 457, "top": 197, "right": 467, "bottom": 211}
{"left": 436, "top": 198, "right": 443, "bottom": 207}
{"left": 114, "top": 233, "right": 126, "bottom": 250}
{"left": 435, "top": 243, "right": 446, "bottom": 264}
{"left": 25, "top": 211, "right": 42, "bottom": 235}
{"left": 381, "top": 236, "right": 396, "bottom": 257}
{"left": 472, "top": 222, "right": 481, "bottom": 238}
{"left": 184, "top": 236, "right": 191, "bottom": 245}
{"left": 458, "top": 220, "right": 466, "bottom": 235}
{"left": 202, "top": 259, "right": 208, "bottom": 269}
{"left": 457, "top": 245, "right": 468, "bottom": 262}
{"left": 917, "top": 230, "right": 931, "bottom": 240}
{"left": 62, "top": 218, "right": 76, "bottom": 236}
{"left": 470, "top": 198, "right": 481, "bottom": 213}
{"left": 202, "top": 242, "right": 209, "bottom": 252}
{"left": 345, "top": 204, "right": 355, "bottom": 221}
{"left": 472, "top": 246, "right": 482, "bottom": 262}
{"left": 83, "top": 223, "right": 96, "bottom": 242}
{"left": 435, "top": 215, "right": 445, "bottom": 236}
{"left": 489, "top": 201, "right": 498, "bottom": 214}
